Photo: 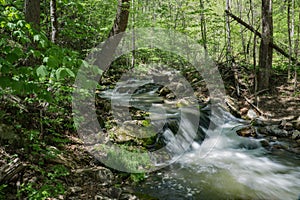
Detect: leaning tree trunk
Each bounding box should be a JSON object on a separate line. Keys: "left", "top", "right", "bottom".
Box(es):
{"left": 108, "top": 0, "right": 130, "bottom": 38}
{"left": 94, "top": 0, "right": 130, "bottom": 77}
{"left": 258, "top": 0, "right": 273, "bottom": 90}
{"left": 24, "top": 0, "right": 40, "bottom": 29}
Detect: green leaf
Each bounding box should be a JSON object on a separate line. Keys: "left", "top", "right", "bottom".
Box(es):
{"left": 0, "top": 76, "right": 11, "bottom": 88}
{"left": 33, "top": 34, "right": 40, "bottom": 42}
{"left": 43, "top": 56, "right": 59, "bottom": 68}
{"left": 55, "top": 68, "right": 75, "bottom": 80}
{"left": 36, "top": 65, "right": 48, "bottom": 78}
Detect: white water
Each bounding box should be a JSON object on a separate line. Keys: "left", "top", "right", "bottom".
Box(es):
{"left": 137, "top": 108, "right": 300, "bottom": 200}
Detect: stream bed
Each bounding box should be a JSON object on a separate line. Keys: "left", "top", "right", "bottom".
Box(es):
{"left": 99, "top": 79, "right": 300, "bottom": 200}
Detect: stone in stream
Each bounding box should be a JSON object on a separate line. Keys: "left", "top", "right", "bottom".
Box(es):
{"left": 236, "top": 126, "right": 257, "bottom": 138}
{"left": 279, "top": 120, "right": 294, "bottom": 131}
{"left": 292, "top": 130, "right": 300, "bottom": 140}
{"left": 292, "top": 116, "right": 300, "bottom": 130}
{"left": 258, "top": 125, "right": 290, "bottom": 138}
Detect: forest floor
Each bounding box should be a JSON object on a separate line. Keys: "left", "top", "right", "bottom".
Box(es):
{"left": 219, "top": 64, "right": 300, "bottom": 122}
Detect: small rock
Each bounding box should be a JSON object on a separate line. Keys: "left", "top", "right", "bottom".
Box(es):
{"left": 236, "top": 126, "right": 256, "bottom": 137}
{"left": 120, "top": 193, "right": 139, "bottom": 200}
{"left": 240, "top": 107, "right": 248, "bottom": 115}
{"left": 247, "top": 109, "right": 257, "bottom": 120}
{"left": 257, "top": 127, "right": 268, "bottom": 135}
{"left": 292, "top": 130, "right": 300, "bottom": 140}
{"left": 260, "top": 140, "right": 270, "bottom": 148}
{"left": 159, "top": 87, "right": 171, "bottom": 96}
{"left": 166, "top": 93, "right": 176, "bottom": 99}
{"left": 279, "top": 119, "right": 287, "bottom": 129}
{"left": 68, "top": 186, "right": 83, "bottom": 194}
{"left": 108, "top": 187, "right": 122, "bottom": 199}
{"left": 280, "top": 120, "right": 294, "bottom": 131}
{"left": 94, "top": 195, "right": 112, "bottom": 200}
{"left": 292, "top": 116, "right": 300, "bottom": 130}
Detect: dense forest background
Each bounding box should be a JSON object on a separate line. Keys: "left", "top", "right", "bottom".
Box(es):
{"left": 0, "top": 0, "right": 299, "bottom": 199}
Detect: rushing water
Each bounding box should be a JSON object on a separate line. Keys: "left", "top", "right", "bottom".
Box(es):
{"left": 135, "top": 109, "right": 300, "bottom": 200}
{"left": 99, "top": 79, "right": 300, "bottom": 200}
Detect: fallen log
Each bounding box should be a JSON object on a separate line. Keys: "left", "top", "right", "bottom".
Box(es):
{"left": 0, "top": 158, "right": 26, "bottom": 184}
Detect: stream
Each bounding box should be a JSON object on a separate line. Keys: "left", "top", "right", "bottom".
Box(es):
{"left": 99, "top": 79, "right": 300, "bottom": 200}
{"left": 135, "top": 111, "right": 300, "bottom": 200}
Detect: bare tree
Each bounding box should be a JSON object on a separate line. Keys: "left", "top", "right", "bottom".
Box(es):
{"left": 95, "top": 0, "right": 130, "bottom": 78}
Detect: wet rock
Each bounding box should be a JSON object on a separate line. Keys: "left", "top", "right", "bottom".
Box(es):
{"left": 257, "top": 127, "right": 268, "bottom": 135}
{"left": 284, "top": 122, "right": 294, "bottom": 131}
{"left": 259, "top": 139, "right": 270, "bottom": 148}
{"left": 292, "top": 130, "right": 300, "bottom": 140}
{"left": 279, "top": 120, "right": 294, "bottom": 131}
{"left": 238, "top": 140, "right": 260, "bottom": 150}
{"left": 292, "top": 116, "right": 300, "bottom": 130}
{"left": 258, "top": 125, "right": 290, "bottom": 138}
{"left": 236, "top": 126, "right": 256, "bottom": 137}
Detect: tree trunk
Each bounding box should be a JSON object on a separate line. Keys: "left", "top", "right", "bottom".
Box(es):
{"left": 108, "top": 0, "right": 130, "bottom": 38}
{"left": 287, "top": 0, "right": 293, "bottom": 81}
{"left": 294, "top": 6, "right": 300, "bottom": 92}
{"left": 199, "top": 0, "right": 207, "bottom": 51}
{"left": 237, "top": 0, "right": 246, "bottom": 60}
{"left": 50, "top": 0, "right": 58, "bottom": 43}
{"left": 24, "top": 0, "right": 40, "bottom": 29}
{"left": 225, "top": 0, "right": 232, "bottom": 66}
{"left": 258, "top": 0, "right": 273, "bottom": 90}
{"left": 94, "top": 0, "right": 130, "bottom": 78}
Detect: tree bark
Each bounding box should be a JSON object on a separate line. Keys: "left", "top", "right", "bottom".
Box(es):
{"left": 258, "top": 0, "right": 273, "bottom": 90}
{"left": 50, "top": 0, "right": 58, "bottom": 43}
{"left": 225, "top": 0, "right": 232, "bottom": 66}
{"left": 108, "top": 0, "right": 130, "bottom": 38}
{"left": 24, "top": 0, "right": 40, "bottom": 29}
